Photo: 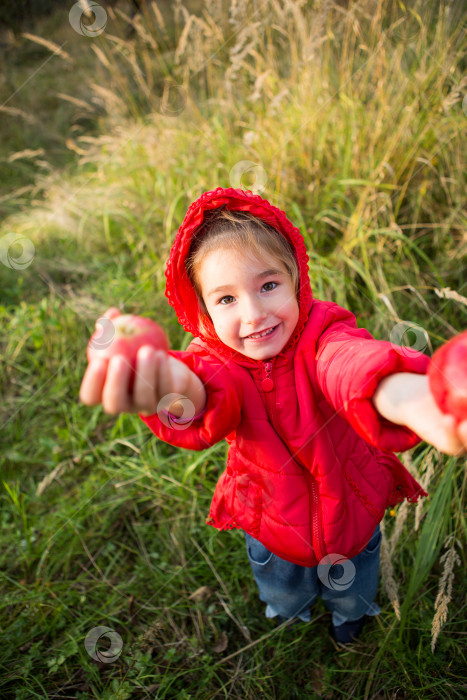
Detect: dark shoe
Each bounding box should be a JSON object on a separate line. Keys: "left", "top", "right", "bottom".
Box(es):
{"left": 330, "top": 615, "right": 365, "bottom": 644}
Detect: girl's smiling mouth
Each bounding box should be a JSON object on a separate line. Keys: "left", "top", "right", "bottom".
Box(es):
{"left": 243, "top": 324, "right": 279, "bottom": 340}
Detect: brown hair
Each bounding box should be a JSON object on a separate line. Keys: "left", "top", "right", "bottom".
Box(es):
{"left": 186, "top": 208, "right": 299, "bottom": 336}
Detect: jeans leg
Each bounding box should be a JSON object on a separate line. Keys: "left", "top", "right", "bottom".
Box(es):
{"left": 244, "top": 532, "right": 319, "bottom": 622}
{"left": 319, "top": 525, "right": 382, "bottom": 626}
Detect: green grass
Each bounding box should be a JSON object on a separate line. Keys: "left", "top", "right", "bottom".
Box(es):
{"left": 0, "top": 0, "right": 466, "bottom": 697}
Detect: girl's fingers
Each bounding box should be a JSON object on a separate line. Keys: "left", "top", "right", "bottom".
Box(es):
{"left": 101, "top": 355, "right": 133, "bottom": 414}
{"left": 440, "top": 414, "right": 455, "bottom": 432}
{"left": 452, "top": 417, "right": 467, "bottom": 454}
{"left": 157, "top": 351, "right": 173, "bottom": 399}
{"left": 438, "top": 414, "right": 466, "bottom": 455}
{"left": 156, "top": 352, "right": 183, "bottom": 415}
{"left": 159, "top": 355, "right": 193, "bottom": 417}
{"left": 457, "top": 419, "right": 467, "bottom": 445}
{"left": 133, "top": 346, "right": 159, "bottom": 415}
{"left": 79, "top": 358, "right": 108, "bottom": 405}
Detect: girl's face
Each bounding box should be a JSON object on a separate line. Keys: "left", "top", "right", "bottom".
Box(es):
{"left": 199, "top": 247, "right": 300, "bottom": 361}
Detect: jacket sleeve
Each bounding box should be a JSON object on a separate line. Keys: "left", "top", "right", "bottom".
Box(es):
{"left": 315, "top": 304, "right": 430, "bottom": 453}
{"left": 139, "top": 348, "right": 243, "bottom": 451}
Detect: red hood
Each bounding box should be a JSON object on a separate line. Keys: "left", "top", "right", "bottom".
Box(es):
{"left": 165, "top": 187, "right": 313, "bottom": 364}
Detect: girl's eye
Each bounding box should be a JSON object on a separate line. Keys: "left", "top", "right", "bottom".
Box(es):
{"left": 263, "top": 281, "right": 277, "bottom": 292}
{"left": 217, "top": 282, "right": 278, "bottom": 306}
{"left": 217, "top": 282, "right": 278, "bottom": 305}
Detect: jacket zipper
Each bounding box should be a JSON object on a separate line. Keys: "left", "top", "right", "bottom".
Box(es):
{"left": 260, "top": 359, "right": 326, "bottom": 562}
{"left": 306, "top": 471, "right": 325, "bottom": 562}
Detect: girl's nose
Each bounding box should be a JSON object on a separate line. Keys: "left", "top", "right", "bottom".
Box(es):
{"left": 242, "top": 297, "right": 267, "bottom": 325}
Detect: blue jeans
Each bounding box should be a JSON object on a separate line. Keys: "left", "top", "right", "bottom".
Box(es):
{"left": 244, "top": 525, "right": 382, "bottom": 627}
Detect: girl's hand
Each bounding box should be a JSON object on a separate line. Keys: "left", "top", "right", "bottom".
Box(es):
{"left": 79, "top": 308, "right": 206, "bottom": 418}
{"left": 373, "top": 373, "right": 467, "bottom": 456}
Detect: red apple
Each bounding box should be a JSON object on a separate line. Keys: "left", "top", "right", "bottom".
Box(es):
{"left": 428, "top": 330, "right": 467, "bottom": 422}
{"left": 87, "top": 314, "right": 169, "bottom": 390}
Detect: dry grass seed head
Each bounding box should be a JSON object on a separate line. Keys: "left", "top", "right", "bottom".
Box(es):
{"left": 389, "top": 500, "right": 409, "bottom": 555}
{"left": 414, "top": 450, "right": 436, "bottom": 532}
{"left": 431, "top": 536, "right": 461, "bottom": 652}
{"left": 379, "top": 518, "right": 401, "bottom": 620}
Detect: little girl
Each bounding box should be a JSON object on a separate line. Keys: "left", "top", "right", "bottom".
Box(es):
{"left": 80, "top": 187, "right": 467, "bottom": 644}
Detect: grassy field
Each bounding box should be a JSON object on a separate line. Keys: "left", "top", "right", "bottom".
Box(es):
{"left": 0, "top": 0, "right": 466, "bottom": 697}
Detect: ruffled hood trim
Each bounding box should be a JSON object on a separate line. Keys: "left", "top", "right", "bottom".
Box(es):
{"left": 165, "top": 187, "right": 313, "bottom": 365}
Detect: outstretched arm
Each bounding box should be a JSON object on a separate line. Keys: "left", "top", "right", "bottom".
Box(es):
{"left": 80, "top": 308, "right": 243, "bottom": 451}
{"left": 79, "top": 306, "right": 206, "bottom": 417}
{"left": 373, "top": 372, "right": 467, "bottom": 456}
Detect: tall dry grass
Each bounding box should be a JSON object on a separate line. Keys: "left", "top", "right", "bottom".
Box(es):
{"left": 0, "top": 2, "right": 465, "bottom": 674}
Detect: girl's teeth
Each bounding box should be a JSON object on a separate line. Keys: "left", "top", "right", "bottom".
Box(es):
{"left": 248, "top": 326, "right": 275, "bottom": 339}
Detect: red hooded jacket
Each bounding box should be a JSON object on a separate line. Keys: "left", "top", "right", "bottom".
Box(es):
{"left": 140, "top": 187, "right": 429, "bottom": 567}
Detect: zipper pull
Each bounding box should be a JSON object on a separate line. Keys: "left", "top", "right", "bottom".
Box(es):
{"left": 261, "top": 361, "right": 274, "bottom": 392}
